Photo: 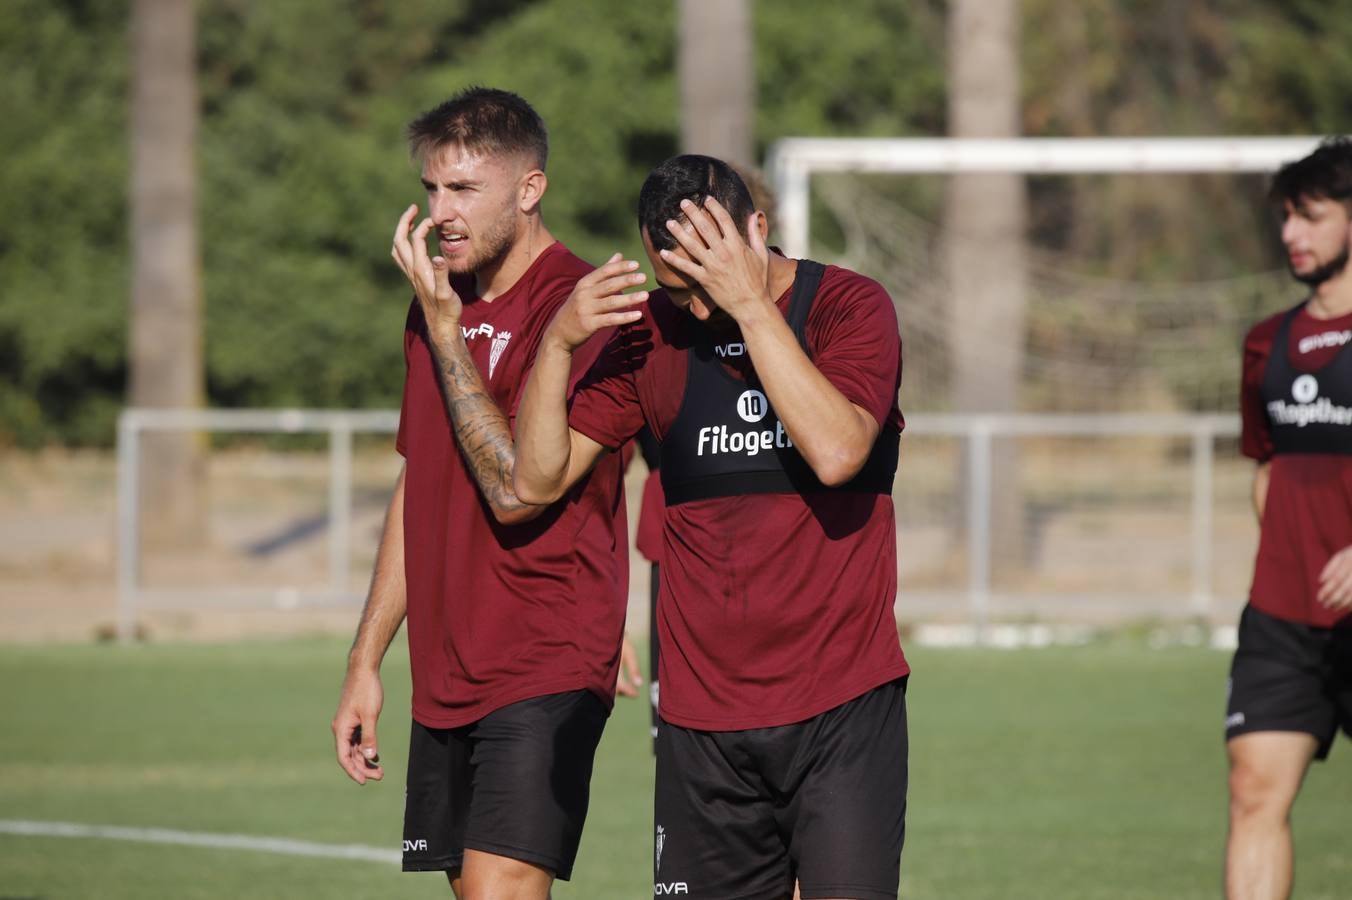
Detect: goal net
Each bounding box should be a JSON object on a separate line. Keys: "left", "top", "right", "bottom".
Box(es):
{"left": 765, "top": 137, "right": 1321, "bottom": 633}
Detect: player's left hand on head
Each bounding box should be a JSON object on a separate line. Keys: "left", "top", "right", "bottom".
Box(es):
{"left": 615, "top": 635, "right": 643, "bottom": 699}
{"left": 1317, "top": 545, "right": 1352, "bottom": 610}
{"left": 390, "top": 203, "right": 463, "bottom": 339}
{"left": 660, "top": 196, "right": 770, "bottom": 321}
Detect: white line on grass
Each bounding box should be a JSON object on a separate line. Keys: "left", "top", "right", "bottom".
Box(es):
{"left": 0, "top": 820, "right": 400, "bottom": 865}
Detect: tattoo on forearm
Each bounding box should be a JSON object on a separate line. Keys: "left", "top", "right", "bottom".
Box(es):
{"left": 433, "top": 341, "right": 536, "bottom": 515}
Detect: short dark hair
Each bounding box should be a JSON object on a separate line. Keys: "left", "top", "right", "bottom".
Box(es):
{"left": 406, "top": 86, "right": 548, "bottom": 170}
{"left": 638, "top": 155, "right": 757, "bottom": 250}
{"left": 1270, "top": 136, "right": 1352, "bottom": 209}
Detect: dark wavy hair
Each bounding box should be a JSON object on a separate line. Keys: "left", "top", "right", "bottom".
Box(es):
{"left": 638, "top": 154, "right": 757, "bottom": 250}
{"left": 1270, "top": 136, "right": 1352, "bottom": 209}
{"left": 406, "top": 86, "right": 548, "bottom": 170}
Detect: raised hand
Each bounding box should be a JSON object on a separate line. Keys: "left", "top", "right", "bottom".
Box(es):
{"left": 390, "top": 203, "right": 463, "bottom": 340}
{"left": 546, "top": 253, "right": 648, "bottom": 352}
{"left": 660, "top": 196, "right": 771, "bottom": 323}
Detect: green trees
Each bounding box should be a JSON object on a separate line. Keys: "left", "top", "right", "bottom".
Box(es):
{"left": 2, "top": 1, "right": 1349, "bottom": 446}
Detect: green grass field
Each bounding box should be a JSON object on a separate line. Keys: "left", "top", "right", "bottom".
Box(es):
{"left": 2, "top": 637, "right": 1350, "bottom": 899}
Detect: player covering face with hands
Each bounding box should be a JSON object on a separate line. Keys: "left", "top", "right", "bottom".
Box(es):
{"left": 517, "top": 155, "right": 909, "bottom": 900}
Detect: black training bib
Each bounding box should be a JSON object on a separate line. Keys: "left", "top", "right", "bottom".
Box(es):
{"left": 659, "top": 259, "right": 899, "bottom": 505}
{"left": 1260, "top": 302, "right": 1352, "bottom": 456}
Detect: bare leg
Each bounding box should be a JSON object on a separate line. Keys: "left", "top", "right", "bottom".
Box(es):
{"left": 1224, "top": 731, "right": 1318, "bottom": 900}
{"left": 448, "top": 850, "right": 553, "bottom": 900}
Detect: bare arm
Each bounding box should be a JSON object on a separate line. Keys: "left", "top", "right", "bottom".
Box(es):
{"left": 1252, "top": 461, "right": 1270, "bottom": 523}
{"left": 428, "top": 326, "right": 548, "bottom": 524}
{"left": 661, "top": 197, "right": 880, "bottom": 486}
{"left": 332, "top": 465, "right": 407, "bottom": 785}
{"left": 390, "top": 204, "right": 547, "bottom": 525}
{"left": 515, "top": 255, "right": 648, "bottom": 504}
{"left": 734, "top": 302, "right": 879, "bottom": 486}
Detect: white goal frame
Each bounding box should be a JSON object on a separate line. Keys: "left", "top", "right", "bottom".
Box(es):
{"left": 759, "top": 135, "right": 1322, "bottom": 640}
{"left": 766, "top": 136, "right": 1323, "bottom": 258}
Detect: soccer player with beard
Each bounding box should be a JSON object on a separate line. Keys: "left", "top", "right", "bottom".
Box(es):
{"left": 1226, "top": 137, "right": 1352, "bottom": 900}
{"left": 515, "top": 155, "right": 909, "bottom": 900}
{"left": 330, "top": 87, "right": 634, "bottom": 899}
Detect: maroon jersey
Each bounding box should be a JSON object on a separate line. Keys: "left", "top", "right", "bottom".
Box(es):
{"left": 396, "top": 242, "right": 628, "bottom": 728}
{"left": 636, "top": 471, "right": 664, "bottom": 563}
{"left": 1241, "top": 300, "right": 1352, "bottom": 628}
{"left": 568, "top": 260, "right": 910, "bottom": 731}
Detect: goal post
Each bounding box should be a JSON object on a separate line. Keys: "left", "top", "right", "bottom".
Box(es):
{"left": 767, "top": 136, "right": 1323, "bottom": 258}
{"left": 761, "top": 135, "right": 1324, "bottom": 637}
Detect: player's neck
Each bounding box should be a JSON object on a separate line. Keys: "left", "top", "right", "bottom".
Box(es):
{"left": 767, "top": 252, "right": 798, "bottom": 303}
{"left": 475, "top": 219, "right": 555, "bottom": 302}
{"left": 1308, "top": 270, "right": 1352, "bottom": 320}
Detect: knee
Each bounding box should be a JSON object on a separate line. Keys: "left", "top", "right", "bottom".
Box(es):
{"left": 1227, "top": 760, "right": 1295, "bottom": 824}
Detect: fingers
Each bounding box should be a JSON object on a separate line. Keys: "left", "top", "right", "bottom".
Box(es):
{"left": 702, "top": 195, "right": 739, "bottom": 238}
{"left": 664, "top": 213, "right": 710, "bottom": 264}
{"left": 679, "top": 197, "right": 726, "bottom": 246}
{"left": 332, "top": 711, "right": 370, "bottom": 784}
{"left": 1318, "top": 551, "right": 1352, "bottom": 608}
{"left": 580, "top": 254, "right": 640, "bottom": 289}
{"left": 590, "top": 268, "right": 649, "bottom": 300}
{"left": 332, "top": 706, "right": 384, "bottom": 785}
{"left": 408, "top": 217, "right": 436, "bottom": 277}
{"left": 391, "top": 203, "right": 418, "bottom": 253}
{"left": 591, "top": 292, "right": 649, "bottom": 329}
{"left": 358, "top": 720, "right": 384, "bottom": 781}
{"left": 578, "top": 257, "right": 648, "bottom": 310}
{"left": 390, "top": 204, "right": 419, "bottom": 273}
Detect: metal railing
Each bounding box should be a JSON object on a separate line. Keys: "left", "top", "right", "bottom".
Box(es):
{"left": 116, "top": 408, "right": 398, "bottom": 641}
{"left": 903, "top": 413, "right": 1240, "bottom": 639}
{"left": 116, "top": 408, "right": 1242, "bottom": 643}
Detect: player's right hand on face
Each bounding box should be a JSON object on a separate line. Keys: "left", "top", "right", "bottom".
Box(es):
{"left": 547, "top": 253, "right": 647, "bottom": 351}
{"left": 391, "top": 203, "right": 464, "bottom": 341}
{"left": 332, "top": 668, "right": 384, "bottom": 785}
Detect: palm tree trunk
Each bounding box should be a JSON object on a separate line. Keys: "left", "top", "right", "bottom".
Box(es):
{"left": 945, "top": 0, "right": 1029, "bottom": 579}
{"left": 677, "top": 0, "right": 755, "bottom": 167}
{"left": 129, "top": 0, "right": 206, "bottom": 547}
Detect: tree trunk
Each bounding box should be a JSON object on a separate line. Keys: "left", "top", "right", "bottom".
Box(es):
{"left": 945, "top": 0, "right": 1029, "bottom": 581}
{"left": 130, "top": 0, "right": 206, "bottom": 547}
{"left": 677, "top": 0, "right": 755, "bottom": 167}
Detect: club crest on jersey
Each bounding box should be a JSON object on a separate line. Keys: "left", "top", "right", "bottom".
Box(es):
{"left": 489, "top": 331, "right": 513, "bottom": 378}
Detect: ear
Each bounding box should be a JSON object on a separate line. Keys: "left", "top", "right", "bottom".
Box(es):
{"left": 519, "top": 169, "right": 547, "bottom": 214}
{"left": 752, "top": 209, "right": 769, "bottom": 243}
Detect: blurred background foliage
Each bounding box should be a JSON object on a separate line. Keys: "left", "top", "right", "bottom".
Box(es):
{"left": 2, "top": 0, "right": 1351, "bottom": 445}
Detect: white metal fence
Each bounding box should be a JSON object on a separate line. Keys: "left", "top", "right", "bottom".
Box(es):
{"left": 116, "top": 408, "right": 1243, "bottom": 643}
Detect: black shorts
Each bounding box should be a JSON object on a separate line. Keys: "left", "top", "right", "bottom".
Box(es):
{"left": 1226, "top": 604, "right": 1352, "bottom": 760}
{"left": 401, "top": 690, "right": 609, "bottom": 880}
{"left": 653, "top": 678, "right": 908, "bottom": 900}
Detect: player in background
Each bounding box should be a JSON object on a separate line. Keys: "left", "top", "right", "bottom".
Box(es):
{"left": 1226, "top": 136, "right": 1352, "bottom": 900}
